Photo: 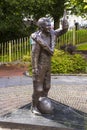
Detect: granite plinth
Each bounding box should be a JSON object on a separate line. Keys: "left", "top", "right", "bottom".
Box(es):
{"left": 0, "top": 99, "right": 86, "bottom": 130}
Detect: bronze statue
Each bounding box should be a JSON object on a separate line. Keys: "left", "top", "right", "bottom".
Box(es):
{"left": 30, "top": 10, "right": 68, "bottom": 115}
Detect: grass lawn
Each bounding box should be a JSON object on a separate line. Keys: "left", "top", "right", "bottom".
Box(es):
{"left": 76, "top": 42, "right": 87, "bottom": 50}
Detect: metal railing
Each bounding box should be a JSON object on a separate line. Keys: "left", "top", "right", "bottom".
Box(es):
{"left": 0, "top": 37, "right": 31, "bottom": 63}
{"left": 0, "top": 29, "right": 87, "bottom": 63}
{"left": 56, "top": 28, "right": 87, "bottom": 49}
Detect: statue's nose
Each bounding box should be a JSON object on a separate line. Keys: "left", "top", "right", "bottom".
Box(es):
{"left": 46, "top": 25, "right": 51, "bottom": 30}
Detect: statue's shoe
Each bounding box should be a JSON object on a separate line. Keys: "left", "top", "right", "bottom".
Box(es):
{"left": 31, "top": 106, "right": 41, "bottom": 116}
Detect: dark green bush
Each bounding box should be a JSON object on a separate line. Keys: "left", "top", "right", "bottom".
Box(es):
{"left": 22, "top": 49, "right": 87, "bottom": 74}
{"left": 51, "top": 49, "right": 87, "bottom": 74}
{"left": 22, "top": 54, "right": 32, "bottom": 75}
{"left": 71, "top": 54, "right": 87, "bottom": 73}
{"left": 60, "top": 43, "right": 76, "bottom": 54}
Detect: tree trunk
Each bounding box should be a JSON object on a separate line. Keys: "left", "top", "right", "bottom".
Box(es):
{"left": 54, "top": 17, "right": 60, "bottom": 29}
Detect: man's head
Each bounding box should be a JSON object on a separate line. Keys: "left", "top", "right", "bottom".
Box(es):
{"left": 37, "top": 17, "right": 51, "bottom": 33}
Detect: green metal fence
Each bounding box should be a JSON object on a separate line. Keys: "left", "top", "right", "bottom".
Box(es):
{"left": 0, "top": 29, "right": 87, "bottom": 63}
{"left": 56, "top": 29, "right": 87, "bottom": 49}
{"left": 0, "top": 37, "right": 31, "bottom": 63}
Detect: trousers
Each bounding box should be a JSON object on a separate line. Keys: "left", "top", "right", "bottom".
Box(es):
{"left": 32, "top": 63, "right": 51, "bottom": 108}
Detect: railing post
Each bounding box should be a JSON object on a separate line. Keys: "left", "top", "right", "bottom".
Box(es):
{"left": 9, "top": 42, "right": 11, "bottom": 62}
{"left": 1, "top": 42, "right": 4, "bottom": 63}
{"left": 73, "top": 27, "right": 76, "bottom": 45}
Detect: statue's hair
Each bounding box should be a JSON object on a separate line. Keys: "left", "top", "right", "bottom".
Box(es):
{"left": 37, "top": 17, "right": 50, "bottom": 28}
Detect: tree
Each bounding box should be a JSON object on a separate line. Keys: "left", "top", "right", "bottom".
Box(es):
{"left": 22, "top": 0, "right": 66, "bottom": 29}
{"left": 0, "top": 0, "right": 27, "bottom": 42}
{"left": 0, "top": 0, "right": 67, "bottom": 42}
{"left": 65, "top": 0, "right": 87, "bottom": 18}
{"left": 48, "top": 0, "right": 66, "bottom": 29}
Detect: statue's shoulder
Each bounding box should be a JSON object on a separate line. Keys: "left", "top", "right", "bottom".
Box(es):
{"left": 31, "top": 31, "right": 40, "bottom": 39}
{"left": 30, "top": 31, "right": 40, "bottom": 45}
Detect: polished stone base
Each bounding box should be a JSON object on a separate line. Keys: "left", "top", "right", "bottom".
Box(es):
{"left": 0, "top": 99, "right": 86, "bottom": 130}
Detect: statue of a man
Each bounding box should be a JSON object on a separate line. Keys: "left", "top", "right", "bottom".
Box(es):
{"left": 30, "top": 11, "right": 68, "bottom": 115}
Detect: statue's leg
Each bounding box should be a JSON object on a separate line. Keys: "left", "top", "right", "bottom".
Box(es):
{"left": 43, "top": 67, "right": 51, "bottom": 97}
{"left": 31, "top": 65, "right": 46, "bottom": 114}
{"left": 32, "top": 80, "right": 41, "bottom": 106}
{"left": 31, "top": 79, "right": 43, "bottom": 115}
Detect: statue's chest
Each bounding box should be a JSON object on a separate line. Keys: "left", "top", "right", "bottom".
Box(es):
{"left": 41, "top": 35, "right": 51, "bottom": 46}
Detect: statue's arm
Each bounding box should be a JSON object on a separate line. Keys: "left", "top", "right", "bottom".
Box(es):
{"left": 55, "top": 18, "right": 69, "bottom": 37}
{"left": 36, "top": 37, "right": 53, "bottom": 55}
{"left": 31, "top": 33, "right": 53, "bottom": 55}
{"left": 31, "top": 41, "right": 40, "bottom": 74}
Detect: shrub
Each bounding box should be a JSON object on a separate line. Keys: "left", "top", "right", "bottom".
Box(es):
{"left": 22, "top": 54, "right": 31, "bottom": 62}
{"left": 60, "top": 43, "right": 76, "bottom": 54}
{"left": 51, "top": 49, "right": 87, "bottom": 74}
{"left": 22, "top": 49, "right": 87, "bottom": 74}
{"left": 71, "top": 54, "right": 87, "bottom": 73}
{"left": 22, "top": 54, "right": 32, "bottom": 75}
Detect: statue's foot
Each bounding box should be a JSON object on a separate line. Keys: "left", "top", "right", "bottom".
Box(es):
{"left": 31, "top": 106, "right": 41, "bottom": 116}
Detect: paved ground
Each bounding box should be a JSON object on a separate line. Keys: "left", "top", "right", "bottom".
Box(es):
{"left": 0, "top": 64, "right": 87, "bottom": 130}
{"left": 0, "top": 75, "right": 87, "bottom": 87}
{"left": 0, "top": 75, "right": 87, "bottom": 117}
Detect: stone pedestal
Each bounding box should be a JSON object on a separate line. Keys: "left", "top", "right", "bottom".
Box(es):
{"left": 0, "top": 99, "right": 86, "bottom": 130}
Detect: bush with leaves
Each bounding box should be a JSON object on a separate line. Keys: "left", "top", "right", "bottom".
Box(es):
{"left": 60, "top": 43, "right": 76, "bottom": 54}
{"left": 51, "top": 49, "right": 87, "bottom": 74}
{"left": 71, "top": 54, "right": 87, "bottom": 73}
{"left": 22, "top": 54, "right": 32, "bottom": 75}
{"left": 22, "top": 49, "right": 87, "bottom": 74}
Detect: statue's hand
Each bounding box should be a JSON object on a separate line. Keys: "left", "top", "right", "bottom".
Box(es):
{"left": 61, "top": 19, "right": 69, "bottom": 29}
{"left": 36, "top": 35, "right": 42, "bottom": 42}
{"left": 44, "top": 46, "right": 53, "bottom": 55}
{"left": 32, "top": 34, "right": 54, "bottom": 55}
{"left": 36, "top": 36, "right": 48, "bottom": 48}
{"left": 61, "top": 9, "right": 69, "bottom": 29}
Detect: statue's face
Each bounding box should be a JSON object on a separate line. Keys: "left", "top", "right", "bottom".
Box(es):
{"left": 43, "top": 21, "right": 51, "bottom": 33}
{"left": 38, "top": 18, "right": 51, "bottom": 33}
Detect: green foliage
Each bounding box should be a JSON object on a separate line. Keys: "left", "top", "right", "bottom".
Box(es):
{"left": 22, "top": 54, "right": 32, "bottom": 75}
{"left": 51, "top": 49, "right": 87, "bottom": 74}
{"left": 0, "top": 0, "right": 87, "bottom": 42}
{"left": 22, "top": 49, "right": 87, "bottom": 74}
{"left": 65, "top": 0, "right": 87, "bottom": 17}
{"left": 0, "top": 0, "right": 66, "bottom": 42}
{"left": 0, "top": 0, "right": 27, "bottom": 42}
{"left": 22, "top": 54, "right": 31, "bottom": 62}
{"left": 71, "top": 54, "right": 87, "bottom": 73}
{"left": 77, "top": 42, "right": 87, "bottom": 50}
{"left": 60, "top": 43, "right": 76, "bottom": 54}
